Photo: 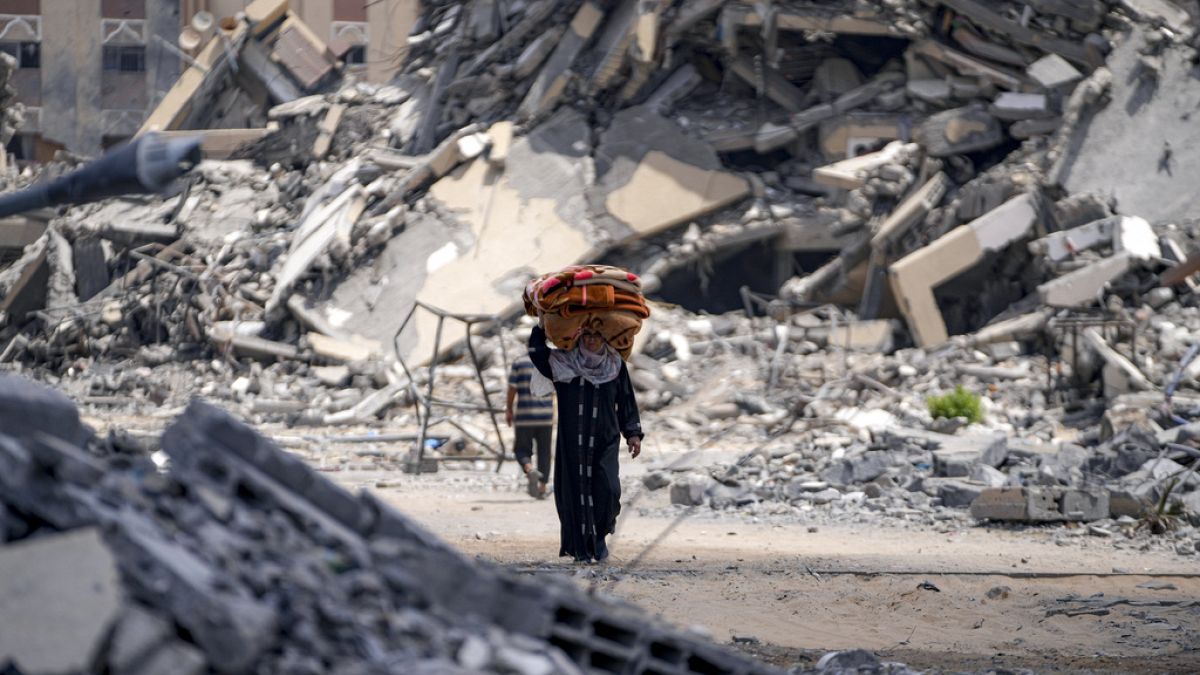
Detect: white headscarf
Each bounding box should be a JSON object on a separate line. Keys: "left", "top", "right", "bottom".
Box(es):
{"left": 529, "top": 342, "right": 621, "bottom": 397}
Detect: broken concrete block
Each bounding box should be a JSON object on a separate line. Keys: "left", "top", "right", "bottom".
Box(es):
{"left": 309, "top": 332, "right": 378, "bottom": 363}
{"left": 871, "top": 172, "right": 951, "bottom": 249}
{"left": 128, "top": 641, "right": 207, "bottom": 675}
{"left": 990, "top": 92, "right": 1050, "bottom": 120}
{"left": 1010, "top": 117, "right": 1062, "bottom": 139}
{"left": 1028, "top": 54, "right": 1082, "bottom": 89}
{"left": 596, "top": 106, "right": 750, "bottom": 238}
{"left": 1118, "top": 0, "right": 1192, "bottom": 28}
{"left": 1109, "top": 488, "right": 1152, "bottom": 518}
{"left": 941, "top": 0, "right": 1098, "bottom": 68}
{"left": 0, "top": 528, "right": 124, "bottom": 675}
{"left": 1031, "top": 216, "right": 1118, "bottom": 261}
{"left": 936, "top": 479, "right": 984, "bottom": 508}
{"left": 906, "top": 79, "right": 952, "bottom": 104}
{"left": 513, "top": 26, "right": 563, "bottom": 80}
{"left": 813, "top": 141, "right": 911, "bottom": 190}
{"left": 0, "top": 234, "right": 49, "bottom": 326}
{"left": 0, "top": 374, "right": 90, "bottom": 447}
{"left": 487, "top": 121, "right": 514, "bottom": 167}
{"left": 730, "top": 56, "right": 808, "bottom": 112}
{"left": 669, "top": 473, "right": 713, "bottom": 506}
{"left": 1060, "top": 488, "right": 1110, "bottom": 521}
{"left": 813, "top": 58, "right": 864, "bottom": 99}
{"left": 642, "top": 471, "right": 671, "bottom": 491}
{"left": 519, "top": 2, "right": 605, "bottom": 119}
{"left": 910, "top": 40, "right": 1024, "bottom": 91}
{"left": 1026, "top": 0, "right": 1105, "bottom": 30}
{"left": 0, "top": 216, "right": 47, "bottom": 250}
{"left": 970, "top": 464, "right": 1008, "bottom": 488}
{"left": 822, "top": 451, "right": 893, "bottom": 486}
{"left": 970, "top": 487, "right": 1062, "bottom": 522}
{"left": 890, "top": 193, "right": 1040, "bottom": 347}
{"left": 818, "top": 113, "right": 906, "bottom": 160}
{"left": 1083, "top": 327, "right": 1154, "bottom": 393}
{"left": 107, "top": 606, "right": 174, "bottom": 674}
{"left": 1038, "top": 251, "right": 1136, "bottom": 307}
{"left": 824, "top": 320, "right": 896, "bottom": 352}
{"left": 1113, "top": 216, "right": 1161, "bottom": 260}
{"left": 645, "top": 64, "right": 701, "bottom": 115}
{"left": 916, "top": 107, "right": 1005, "bottom": 157}
{"left": 71, "top": 241, "right": 108, "bottom": 307}
{"left": 312, "top": 365, "right": 352, "bottom": 387}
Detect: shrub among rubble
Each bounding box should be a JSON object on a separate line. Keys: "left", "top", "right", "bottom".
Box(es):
{"left": 927, "top": 386, "right": 983, "bottom": 425}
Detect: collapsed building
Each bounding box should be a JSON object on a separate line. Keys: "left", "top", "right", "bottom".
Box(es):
{"left": 0, "top": 3, "right": 1199, "bottom": 666}
{"left": 0, "top": 375, "right": 789, "bottom": 675}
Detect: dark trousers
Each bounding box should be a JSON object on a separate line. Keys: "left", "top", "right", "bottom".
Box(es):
{"left": 514, "top": 425, "right": 552, "bottom": 479}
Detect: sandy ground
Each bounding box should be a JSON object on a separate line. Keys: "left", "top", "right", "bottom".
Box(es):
{"left": 85, "top": 410, "right": 1200, "bottom": 673}
{"left": 344, "top": 467, "right": 1200, "bottom": 674}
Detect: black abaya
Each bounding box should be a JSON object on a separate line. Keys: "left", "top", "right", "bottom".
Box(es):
{"left": 527, "top": 326, "right": 643, "bottom": 562}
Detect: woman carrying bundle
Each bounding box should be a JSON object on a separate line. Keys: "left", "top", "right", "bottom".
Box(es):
{"left": 527, "top": 325, "right": 644, "bottom": 563}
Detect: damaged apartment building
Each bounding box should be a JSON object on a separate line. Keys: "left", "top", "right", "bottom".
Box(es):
{"left": 0, "top": 0, "right": 416, "bottom": 162}
{"left": 2, "top": 0, "right": 1200, "bottom": 410}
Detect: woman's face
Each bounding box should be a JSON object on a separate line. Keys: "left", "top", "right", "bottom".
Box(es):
{"left": 580, "top": 333, "right": 604, "bottom": 354}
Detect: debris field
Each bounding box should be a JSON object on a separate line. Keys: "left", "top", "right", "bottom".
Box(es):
{"left": 2, "top": 0, "right": 1200, "bottom": 673}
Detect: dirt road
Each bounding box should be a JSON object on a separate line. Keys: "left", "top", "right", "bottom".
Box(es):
{"left": 345, "top": 468, "right": 1200, "bottom": 673}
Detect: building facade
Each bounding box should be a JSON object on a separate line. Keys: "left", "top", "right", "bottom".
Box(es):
{"left": 2, "top": 0, "right": 415, "bottom": 161}
{"left": 183, "top": 1, "right": 416, "bottom": 86}
{"left": 1, "top": 0, "right": 182, "bottom": 161}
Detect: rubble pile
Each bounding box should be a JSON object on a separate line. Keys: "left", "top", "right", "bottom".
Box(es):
{"left": 0, "top": 375, "right": 784, "bottom": 675}
{"left": 627, "top": 302, "right": 1200, "bottom": 555}
{"left": 0, "top": 0, "right": 1198, "bottom": 555}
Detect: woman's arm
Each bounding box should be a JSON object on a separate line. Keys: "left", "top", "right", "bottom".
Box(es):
{"left": 527, "top": 324, "right": 553, "bottom": 378}
{"left": 615, "top": 362, "right": 644, "bottom": 442}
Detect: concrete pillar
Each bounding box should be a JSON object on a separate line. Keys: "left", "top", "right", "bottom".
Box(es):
{"left": 146, "top": 0, "right": 183, "bottom": 111}
{"left": 366, "top": 0, "right": 417, "bottom": 84}
{"left": 299, "top": 0, "right": 333, "bottom": 47}
{"left": 41, "top": 0, "right": 103, "bottom": 156}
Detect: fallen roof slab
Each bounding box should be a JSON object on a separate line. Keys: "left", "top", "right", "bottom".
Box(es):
{"left": 890, "top": 193, "right": 1041, "bottom": 347}
{"left": 1060, "top": 28, "right": 1200, "bottom": 223}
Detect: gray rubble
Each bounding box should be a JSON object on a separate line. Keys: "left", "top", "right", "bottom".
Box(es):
{"left": 2, "top": 0, "right": 1200, "bottom": 667}
{"left": 0, "top": 375, "right": 779, "bottom": 675}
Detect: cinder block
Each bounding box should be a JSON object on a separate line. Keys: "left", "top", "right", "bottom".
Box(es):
{"left": 970, "top": 487, "right": 1062, "bottom": 522}
{"left": 1060, "top": 488, "right": 1109, "bottom": 521}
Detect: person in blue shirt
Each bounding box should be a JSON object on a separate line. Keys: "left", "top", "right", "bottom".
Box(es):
{"left": 506, "top": 352, "right": 555, "bottom": 499}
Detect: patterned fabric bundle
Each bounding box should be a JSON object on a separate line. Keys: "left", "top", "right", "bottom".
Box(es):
{"left": 522, "top": 265, "right": 650, "bottom": 360}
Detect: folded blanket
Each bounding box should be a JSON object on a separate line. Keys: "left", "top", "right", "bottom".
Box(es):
{"left": 544, "top": 310, "right": 643, "bottom": 359}
{"left": 525, "top": 264, "right": 649, "bottom": 361}
{"left": 524, "top": 264, "right": 643, "bottom": 316}
{"left": 539, "top": 284, "right": 616, "bottom": 313}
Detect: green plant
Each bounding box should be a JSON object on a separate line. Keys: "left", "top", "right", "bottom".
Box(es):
{"left": 927, "top": 386, "right": 984, "bottom": 425}
{"left": 1137, "top": 477, "right": 1184, "bottom": 535}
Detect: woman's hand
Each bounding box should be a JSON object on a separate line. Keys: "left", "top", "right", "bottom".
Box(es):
{"left": 627, "top": 435, "right": 641, "bottom": 459}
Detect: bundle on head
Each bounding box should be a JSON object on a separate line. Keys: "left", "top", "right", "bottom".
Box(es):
{"left": 522, "top": 265, "right": 650, "bottom": 360}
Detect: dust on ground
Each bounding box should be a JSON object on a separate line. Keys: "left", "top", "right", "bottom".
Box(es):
{"left": 322, "top": 462, "right": 1200, "bottom": 674}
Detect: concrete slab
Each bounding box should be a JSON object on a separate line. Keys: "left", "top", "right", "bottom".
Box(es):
{"left": 1031, "top": 215, "right": 1118, "bottom": 261}
{"left": 1038, "top": 251, "right": 1136, "bottom": 307}
{"left": 890, "top": 193, "right": 1040, "bottom": 347}
{"left": 916, "top": 106, "right": 1005, "bottom": 157}
{"left": 813, "top": 142, "right": 910, "bottom": 190}
{"left": 0, "top": 528, "right": 124, "bottom": 674}
{"left": 594, "top": 105, "right": 749, "bottom": 237}
{"left": 0, "top": 217, "right": 47, "bottom": 250}
{"left": 518, "top": 2, "right": 604, "bottom": 119}
{"left": 604, "top": 151, "right": 749, "bottom": 237}
{"left": 1027, "top": 54, "right": 1082, "bottom": 89}
{"left": 1061, "top": 28, "right": 1200, "bottom": 223}
{"left": 322, "top": 111, "right": 595, "bottom": 364}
